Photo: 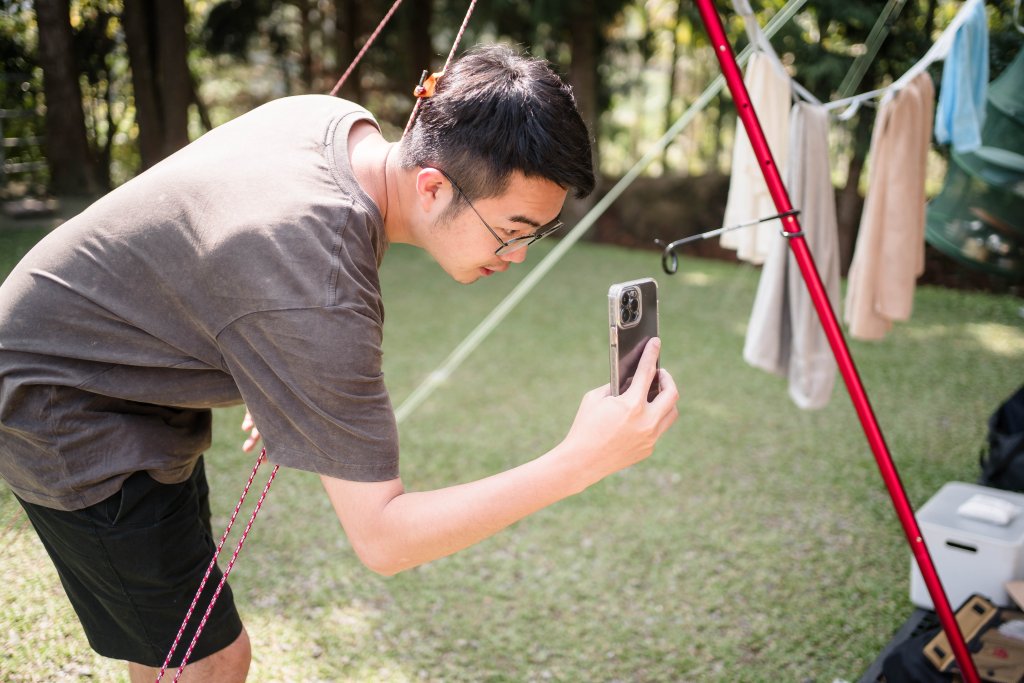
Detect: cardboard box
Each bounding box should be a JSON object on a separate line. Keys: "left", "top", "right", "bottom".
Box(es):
{"left": 911, "top": 483, "right": 1024, "bottom": 609}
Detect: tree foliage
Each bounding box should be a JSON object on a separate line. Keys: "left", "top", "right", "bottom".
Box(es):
{"left": 3, "top": 0, "right": 1022, "bottom": 204}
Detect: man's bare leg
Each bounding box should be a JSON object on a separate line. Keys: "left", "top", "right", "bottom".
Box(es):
{"left": 127, "top": 627, "right": 251, "bottom": 683}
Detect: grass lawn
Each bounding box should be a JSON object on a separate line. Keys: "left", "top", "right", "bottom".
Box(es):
{"left": 1, "top": 227, "right": 1022, "bottom": 682}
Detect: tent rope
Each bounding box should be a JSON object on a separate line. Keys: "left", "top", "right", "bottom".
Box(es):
{"left": 328, "top": 0, "right": 405, "bottom": 97}
{"left": 155, "top": 450, "right": 278, "bottom": 682}
{"left": 402, "top": 0, "right": 479, "bottom": 138}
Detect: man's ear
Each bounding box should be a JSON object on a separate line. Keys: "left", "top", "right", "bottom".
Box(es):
{"left": 415, "top": 167, "right": 448, "bottom": 213}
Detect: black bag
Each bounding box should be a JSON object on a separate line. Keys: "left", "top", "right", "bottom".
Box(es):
{"left": 880, "top": 622, "right": 952, "bottom": 683}
{"left": 979, "top": 385, "right": 1024, "bottom": 492}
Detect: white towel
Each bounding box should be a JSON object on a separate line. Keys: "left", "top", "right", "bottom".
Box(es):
{"left": 743, "top": 102, "right": 840, "bottom": 409}
{"left": 720, "top": 52, "right": 792, "bottom": 265}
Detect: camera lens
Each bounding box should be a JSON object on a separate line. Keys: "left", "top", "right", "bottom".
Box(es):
{"left": 619, "top": 287, "right": 641, "bottom": 325}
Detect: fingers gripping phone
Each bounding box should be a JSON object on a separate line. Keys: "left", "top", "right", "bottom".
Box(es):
{"left": 608, "top": 278, "right": 660, "bottom": 401}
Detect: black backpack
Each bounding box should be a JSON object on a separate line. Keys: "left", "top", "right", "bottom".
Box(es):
{"left": 979, "top": 384, "right": 1024, "bottom": 492}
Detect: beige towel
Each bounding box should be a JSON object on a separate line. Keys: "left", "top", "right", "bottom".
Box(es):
{"left": 720, "top": 52, "right": 792, "bottom": 265}
{"left": 844, "top": 73, "right": 935, "bottom": 340}
{"left": 743, "top": 102, "right": 841, "bottom": 409}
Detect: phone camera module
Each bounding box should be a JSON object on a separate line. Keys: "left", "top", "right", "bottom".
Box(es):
{"left": 619, "top": 288, "right": 641, "bottom": 327}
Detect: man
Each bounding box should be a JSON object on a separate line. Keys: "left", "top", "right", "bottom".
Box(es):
{"left": 0, "top": 45, "right": 678, "bottom": 681}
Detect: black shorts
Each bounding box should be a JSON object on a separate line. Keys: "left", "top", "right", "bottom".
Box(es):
{"left": 15, "top": 457, "right": 244, "bottom": 667}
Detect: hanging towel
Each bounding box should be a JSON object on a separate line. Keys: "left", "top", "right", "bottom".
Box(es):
{"left": 845, "top": 72, "right": 936, "bottom": 341}
{"left": 934, "top": 0, "right": 989, "bottom": 153}
{"left": 720, "top": 51, "right": 791, "bottom": 265}
{"left": 743, "top": 102, "right": 840, "bottom": 410}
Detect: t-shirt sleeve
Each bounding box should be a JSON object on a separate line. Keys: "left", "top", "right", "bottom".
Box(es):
{"left": 217, "top": 306, "right": 399, "bottom": 481}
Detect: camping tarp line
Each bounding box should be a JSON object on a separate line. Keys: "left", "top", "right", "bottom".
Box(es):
{"left": 836, "top": 0, "right": 909, "bottom": 100}
{"left": 825, "top": 0, "right": 986, "bottom": 120}
{"left": 392, "top": 0, "right": 812, "bottom": 424}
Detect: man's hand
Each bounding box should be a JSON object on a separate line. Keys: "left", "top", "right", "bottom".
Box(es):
{"left": 241, "top": 410, "right": 261, "bottom": 452}
{"left": 560, "top": 337, "right": 678, "bottom": 490}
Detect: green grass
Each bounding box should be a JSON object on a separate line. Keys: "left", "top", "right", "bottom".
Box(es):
{"left": 1, "top": 231, "right": 1023, "bottom": 682}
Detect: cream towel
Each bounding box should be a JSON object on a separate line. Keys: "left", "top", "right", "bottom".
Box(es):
{"left": 743, "top": 102, "right": 841, "bottom": 410}
{"left": 720, "top": 52, "right": 792, "bottom": 265}
{"left": 844, "top": 72, "right": 935, "bottom": 340}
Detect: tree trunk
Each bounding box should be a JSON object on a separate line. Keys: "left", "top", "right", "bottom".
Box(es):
{"left": 297, "top": 0, "right": 315, "bottom": 91}
{"left": 155, "top": 0, "right": 191, "bottom": 154}
{"left": 333, "top": 0, "right": 362, "bottom": 101}
{"left": 123, "top": 0, "right": 191, "bottom": 169}
{"left": 662, "top": 0, "right": 686, "bottom": 173}
{"left": 835, "top": 112, "right": 873, "bottom": 275}
{"left": 568, "top": 3, "right": 600, "bottom": 175}
{"left": 407, "top": 0, "right": 434, "bottom": 83}
{"left": 35, "top": 0, "right": 102, "bottom": 196}
{"left": 566, "top": 1, "right": 601, "bottom": 230}
{"left": 122, "top": 1, "right": 161, "bottom": 167}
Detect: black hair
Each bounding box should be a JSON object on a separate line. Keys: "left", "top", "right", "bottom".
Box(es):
{"left": 399, "top": 44, "right": 595, "bottom": 215}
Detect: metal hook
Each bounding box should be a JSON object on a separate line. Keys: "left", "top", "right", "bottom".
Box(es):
{"left": 655, "top": 209, "right": 799, "bottom": 276}
{"left": 654, "top": 239, "right": 681, "bottom": 275}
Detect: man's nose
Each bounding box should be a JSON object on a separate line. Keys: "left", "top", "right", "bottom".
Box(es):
{"left": 501, "top": 245, "right": 528, "bottom": 263}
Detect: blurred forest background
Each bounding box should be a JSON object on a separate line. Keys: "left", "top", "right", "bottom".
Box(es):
{"left": 1, "top": 0, "right": 1022, "bottom": 284}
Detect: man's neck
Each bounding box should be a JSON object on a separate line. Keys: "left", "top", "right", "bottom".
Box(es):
{"left": 348, "top": 122, "right": 388, "bottom": 212}
{"left": 349, "top": 127, "right": 420, "bottom": 247}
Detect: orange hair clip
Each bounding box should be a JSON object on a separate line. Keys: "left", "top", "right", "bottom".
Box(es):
{"left": 413, "top": 69, "right": 445, "bottom": 98}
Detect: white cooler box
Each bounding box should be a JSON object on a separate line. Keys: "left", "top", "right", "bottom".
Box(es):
{"left": 910, "top": 482, "right": 1024, "bottom": 609}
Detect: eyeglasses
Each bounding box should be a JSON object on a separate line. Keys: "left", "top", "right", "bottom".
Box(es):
{"left": 437, "top": 169, "right": 564, "bottom": 256}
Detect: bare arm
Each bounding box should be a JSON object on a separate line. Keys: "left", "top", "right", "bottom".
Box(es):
{"left": 318, "top": 337, "right": 679, "bottom": 576}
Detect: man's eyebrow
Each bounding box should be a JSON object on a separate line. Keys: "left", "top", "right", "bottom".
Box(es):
{"left": 507, "top": 214, "right": 541, "bottom": 228}
{"left": 508, "top": 213, "right": 561, "bottom": 228}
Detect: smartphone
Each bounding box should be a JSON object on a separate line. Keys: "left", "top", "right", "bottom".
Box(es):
{"left": 608, "top": 278, "right": 660, "bottom": 400}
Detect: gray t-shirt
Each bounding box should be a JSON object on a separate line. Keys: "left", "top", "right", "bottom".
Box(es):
{"left": 0, "top": 95, "right": 399, "bottom": 510}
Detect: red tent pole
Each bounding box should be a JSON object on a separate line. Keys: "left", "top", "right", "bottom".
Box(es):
{"left": 692, "top": 2, "right": 980, "bottom": 681}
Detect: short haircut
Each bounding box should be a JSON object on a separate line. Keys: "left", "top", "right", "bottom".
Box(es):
{"left": 399, "top": 44, "right": 595, "bottom": 217}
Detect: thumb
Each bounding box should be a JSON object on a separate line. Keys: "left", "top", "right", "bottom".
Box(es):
{"left": 625, "top": 337, "right": 661, "bottom": 400}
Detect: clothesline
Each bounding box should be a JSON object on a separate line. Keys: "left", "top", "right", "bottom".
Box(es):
{"left": 733, "top": 0, "right": 821, "bottom": 105}
{"left": 738, "top": 0, "right": 986, "bottom": 120}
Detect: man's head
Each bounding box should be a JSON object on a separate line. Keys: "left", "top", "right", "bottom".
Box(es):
{"left": 399, "top": 43, "right": 595, "bottom": 217}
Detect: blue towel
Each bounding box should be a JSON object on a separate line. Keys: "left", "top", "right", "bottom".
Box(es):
{"left": 934, "top": 0, "right": 989, "bottom": 152}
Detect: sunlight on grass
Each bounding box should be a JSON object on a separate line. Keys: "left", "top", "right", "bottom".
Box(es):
{"left": 965, "top": 322, "right": 1024, "bottom": 358}
{"left": 681, "top": 269, "right": 712, "bottom": 286}
{"left": 904, "top": 323, "right": 953, "bottom": 340}
{"left": 324, "top": 604, "right": 380, "bottom": 636}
